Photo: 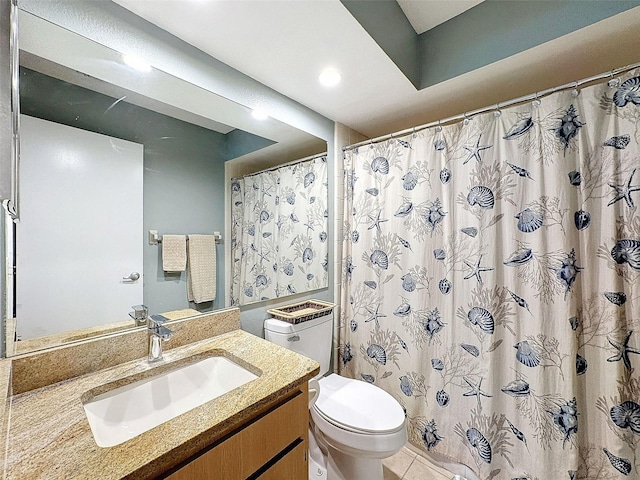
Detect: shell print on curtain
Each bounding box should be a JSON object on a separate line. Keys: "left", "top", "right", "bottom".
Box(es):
{"left": 230, "top": 155, "right": 328, "bottom": 305}
{"left": 339, "top": 69, "right": 640, "bottom": 479}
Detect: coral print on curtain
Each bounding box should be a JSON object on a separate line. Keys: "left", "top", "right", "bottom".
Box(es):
{"left": 339, "top": 69, "right": 640, "bottom": 479}
{"left": 230, "top": 155, "right": 328, "bottom": 305}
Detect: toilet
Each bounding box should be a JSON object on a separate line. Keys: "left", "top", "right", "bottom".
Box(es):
{"left": 264, "top": 313, "right": 407, "bottom": 480}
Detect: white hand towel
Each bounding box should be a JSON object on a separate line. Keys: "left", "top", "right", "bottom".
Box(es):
{"left": 162, "top": 235, "right": 187, "bottom": 272}
{"left": 187, "top": 234, "right": 217, "bottom": 303}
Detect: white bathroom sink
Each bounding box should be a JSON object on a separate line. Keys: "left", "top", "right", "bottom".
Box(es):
{"left": 82, "top": 356, "right": 259, "bottom": 447}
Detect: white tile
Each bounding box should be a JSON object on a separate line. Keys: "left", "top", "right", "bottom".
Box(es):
{"left": 382, "top": 447, "right": 415, "bottom": 480}
{"left": 403, "top": 457, "right": 452, "bottom": 480}
{"left": 400, "top": 446, "right": 418, "bottom": 459}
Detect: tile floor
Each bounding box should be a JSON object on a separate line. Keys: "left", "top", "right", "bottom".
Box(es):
{"left": 382, "top": 446, "right": 458, "bottom": 480}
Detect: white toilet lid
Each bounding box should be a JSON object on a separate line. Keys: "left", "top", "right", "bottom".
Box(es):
{"left": 314, "top": 374, "right": 405, "bottom": 434}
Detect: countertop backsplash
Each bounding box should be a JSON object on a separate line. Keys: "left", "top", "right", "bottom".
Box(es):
{"left": 10, "top": 307, "right": 241, "bottom": 395}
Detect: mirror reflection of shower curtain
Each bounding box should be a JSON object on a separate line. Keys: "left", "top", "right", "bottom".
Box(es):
{"left": 230, "top": 155, "right": 328, "bottom": 306}
{"left": 339, "top": 69, "right": 640, "bottom": 479}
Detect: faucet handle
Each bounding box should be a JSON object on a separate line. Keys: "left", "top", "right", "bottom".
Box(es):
{"left": 148, "top": 314, "right": 169, "bottom": 327}
{"left": 131, "top": 305, "right": 148, "bottom": 315}
{"left": 155, "top": 325, "right": 173, "bottom": 341}
{"left": 148, "top": 314, "right": 173, "bottom": 342}
{"left": 129, "top": 305, "right": 149, "bottom": 325}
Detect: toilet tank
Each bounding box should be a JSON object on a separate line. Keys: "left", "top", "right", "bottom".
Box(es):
{"left": 264, "top": 313, "right": 333, "bottom": 378}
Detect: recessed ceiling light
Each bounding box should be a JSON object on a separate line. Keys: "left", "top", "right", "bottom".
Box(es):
{"left": 122, "top": 54, "right": 152, "bottom": 73}
{"left": 252, "top": 110, "right": 269, "bottom": 121}
{"left": 318, "top": 68, "right": 341, "bottom": 88}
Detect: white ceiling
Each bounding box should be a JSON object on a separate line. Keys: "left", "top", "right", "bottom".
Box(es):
{"left": 397, "top": 0, "right": 484, "bottom": 34}
{"left": 114, "top": 0, "right": 640, "bottom": 139}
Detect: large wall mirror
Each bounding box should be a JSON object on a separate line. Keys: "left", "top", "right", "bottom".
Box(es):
{"left": 4, "top": 1, "right": 327, "bottom": 355}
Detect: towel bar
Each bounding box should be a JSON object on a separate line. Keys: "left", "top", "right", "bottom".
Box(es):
{"left": 149, "top": 230, "right": 222, "bottom": 245}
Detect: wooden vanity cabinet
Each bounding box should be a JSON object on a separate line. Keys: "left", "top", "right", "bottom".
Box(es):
{"left": 163, "top": 385, "right": 309, "bottom": 480}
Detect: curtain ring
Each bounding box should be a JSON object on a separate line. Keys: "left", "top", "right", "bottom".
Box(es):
{"left": 608, "top": 70, "right": 620, "bottom": 88}
{"left": 494, "top": 103, "right": 502, "bottom": 117}
{"left": 463, "top": 112, "right": 470, "bottom": 125}
{"left": 436, "top": 120, "right": 442, "bottom": 132}
{"left": 532, "top": 92, "right": 541, "bottom": 107}
{"left": 571, "top": 82, "right": 580, "bottom": 97}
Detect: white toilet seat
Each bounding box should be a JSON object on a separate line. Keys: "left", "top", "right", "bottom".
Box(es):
{"left": 311, "top": 374, "right": 407, "bottom": 457}
{"left": 314, "top": 374, "right": 406, "bottom": 433}
{"left": 311, "top": 407, "right": 407, "bottom": 458}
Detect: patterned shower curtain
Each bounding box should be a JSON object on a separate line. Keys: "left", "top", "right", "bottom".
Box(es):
{"left": 230, "top": 154, "right": 328, "bottom": 306}
{"left": 338, "top": 69, "right": 640, "bottom": 479}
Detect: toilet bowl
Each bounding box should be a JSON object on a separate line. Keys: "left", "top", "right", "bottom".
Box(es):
{"left": 310, "top": 374, "right": 407, "bottom": 480}
{"left": 264, "top": 314, "right": 407, "bottom": 480}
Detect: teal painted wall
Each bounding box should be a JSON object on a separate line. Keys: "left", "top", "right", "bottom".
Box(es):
{"left": 419, "top": 0, "right": 640, "bottom": 88}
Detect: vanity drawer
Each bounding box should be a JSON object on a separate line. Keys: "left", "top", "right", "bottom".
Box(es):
{"left": 165, "top": 386, "right": 308, "bottom": 480}
{"left": 255, "top": 441, "right": 307, "bottom": 480}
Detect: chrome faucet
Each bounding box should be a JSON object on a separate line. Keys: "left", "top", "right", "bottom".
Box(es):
{"left": 129, "top": 305, "right": 149, "bottom": 326}
{"left": 147, "top": 314, "right": 173, "bottom": 362}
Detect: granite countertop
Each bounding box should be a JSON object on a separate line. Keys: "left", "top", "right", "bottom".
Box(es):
{"left": 2, "top": 329, "right": 319, "bottom": 479}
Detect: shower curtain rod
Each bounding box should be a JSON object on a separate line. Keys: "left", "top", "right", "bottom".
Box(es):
{"left": 233, "top": 151, "right": 327, "bottom": 180}
{"left": 343, "top": 61, "right": 640, "bottom": 152}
